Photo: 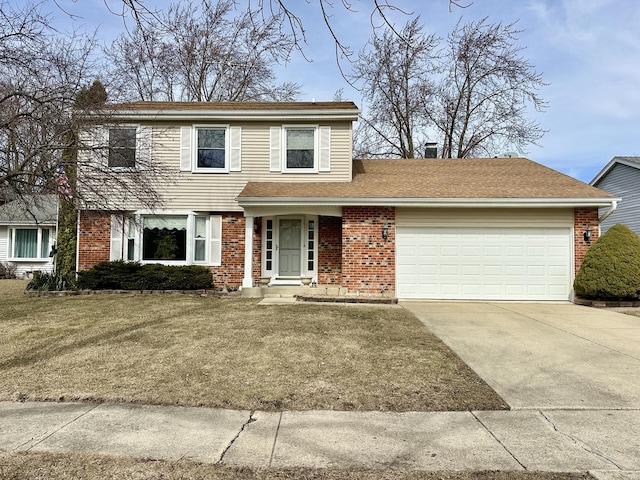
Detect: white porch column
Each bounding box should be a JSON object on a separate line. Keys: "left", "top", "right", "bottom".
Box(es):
{"left": 243, "top": 216, "right": 254, "bottom": 288}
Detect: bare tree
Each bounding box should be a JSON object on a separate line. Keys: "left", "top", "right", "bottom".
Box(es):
{"left": 0, "top": 1, "right": 166, "bottom": 212}
{"left": 352, "top": 17, "right": 547, "bottom": 159}
{"left": 428, "top": 18, "right": 547, "bottom": 158}
{"left": 106, "top": 0, "right": 301, "bottom": 102}
{"left": 350, "top": 18, "right": 439, "bottom": 158}
{"left": 0, "top": 1, "right": 94, "bottom": 199}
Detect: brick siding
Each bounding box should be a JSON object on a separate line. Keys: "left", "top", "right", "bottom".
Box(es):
{"left": 77, "top": 211, "right": 248, "bottom": 290}
{"left": 77, "top": 211, "right": 111, "bottom": 271}
{"left": 318, "top": 215, "right": 342, "bottom": 285}
{"left": 341, "top": 206, "right": 395, "bottom": 295}
{"left": 574, "top": 207, "right": 600, "bottom": 274}
{"left": 211, "top": 213, "right": 245, "bottom": 289}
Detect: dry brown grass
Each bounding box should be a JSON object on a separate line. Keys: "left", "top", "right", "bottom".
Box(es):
{"left": 0, "top": 450, "right": 593, "bottom": 480}
{"left": 0, "top": 280, "right": 506, "bottom": 411}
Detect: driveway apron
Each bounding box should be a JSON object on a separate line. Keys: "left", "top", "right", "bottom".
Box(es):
{"left": 401, "top": 302, "right": 640, "bottom": 410}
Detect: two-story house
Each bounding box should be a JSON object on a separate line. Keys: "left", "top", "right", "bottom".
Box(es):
{"left": 76, "top": 101, "right": 617, "bottom": 301}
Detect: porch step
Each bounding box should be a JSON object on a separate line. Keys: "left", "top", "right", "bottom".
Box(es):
{"left": 258, "top": 296, "right": 297, "bottom": 305}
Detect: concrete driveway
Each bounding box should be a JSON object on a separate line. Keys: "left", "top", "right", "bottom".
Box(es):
{"left": 401, "top": 302, "right": 640, "bottom": 410}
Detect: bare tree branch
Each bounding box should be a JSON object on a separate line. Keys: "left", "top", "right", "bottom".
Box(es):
{"left": 352, "top": 16, "right": 546, "bottom": 159}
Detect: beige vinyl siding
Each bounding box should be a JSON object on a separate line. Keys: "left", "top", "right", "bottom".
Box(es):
{"left": 396, "top": 208, "right": 573, "bottom": 228}
{"left": 151, "top": 121, "right": 353, "bottom": 211}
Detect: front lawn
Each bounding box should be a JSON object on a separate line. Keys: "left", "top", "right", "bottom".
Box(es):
{"left": 0, "top": 280, "right": 507, "bottom": 411}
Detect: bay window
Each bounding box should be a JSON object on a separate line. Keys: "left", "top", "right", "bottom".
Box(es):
{"left": 111, "top": 212, "right": 221, "bottom": 266}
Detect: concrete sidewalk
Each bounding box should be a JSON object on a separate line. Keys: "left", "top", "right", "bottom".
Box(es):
{"left": 1, "top": 401, "right": 639, "bottom": 479}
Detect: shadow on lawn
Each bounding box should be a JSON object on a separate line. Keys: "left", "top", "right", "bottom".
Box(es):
{"left": 0, "top": 316, "right": 169, "bottom": 371}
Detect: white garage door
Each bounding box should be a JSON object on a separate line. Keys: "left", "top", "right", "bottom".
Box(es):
{"left": 396, "top": 227, "right": 572, "bottom": 301}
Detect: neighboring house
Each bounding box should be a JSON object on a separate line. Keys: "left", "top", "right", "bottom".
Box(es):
{"left": 0, "top": 194, "right": 58, "bottom": 278}
{"left": 76, "top": 101, "right": 617, "bottom": 301}
{"left": 590, "top": 156, "right": 639, "bottom": 236}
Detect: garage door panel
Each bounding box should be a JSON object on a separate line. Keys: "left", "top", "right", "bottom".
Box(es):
{"left": 397, "top": 227, "right": 571, "bottom": 301}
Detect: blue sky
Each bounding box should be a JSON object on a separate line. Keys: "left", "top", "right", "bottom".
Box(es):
{"left": 42, "top": 0, "right": 640, "bottom": 183}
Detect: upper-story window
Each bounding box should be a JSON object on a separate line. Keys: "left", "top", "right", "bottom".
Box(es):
{"left": 271, "top": 125, "right": 331, "bottom": 173}
{"left": 195, "top": 126, "right": 227, "bottom": 171}
{"left": 108, "top": 127, "right": 137, "bottom": 168}
{"left": 180, "top": 125, "right": 241, "bottom": 173}
{"left": 285, "top": 128, "right": 315, "bottom": 170}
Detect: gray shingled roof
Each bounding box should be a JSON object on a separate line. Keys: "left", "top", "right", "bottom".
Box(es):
{"left": 0, "top": 195, "right": 58, "bottom": 225}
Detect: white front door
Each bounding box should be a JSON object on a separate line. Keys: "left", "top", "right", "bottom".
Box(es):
{"left": 278, "top": 218, "right": 302, "bottom": 276}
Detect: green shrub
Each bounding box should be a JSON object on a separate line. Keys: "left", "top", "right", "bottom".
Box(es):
{"left": 574, "top": 224, "right": 640, "bottom": 300}
{"left": 76, "top": 260, "right": 141, "bottom": 290}
{"left": 76, "top": 261, "right": 214, "bottom": 290}
{"left": 27, "top": 271, "right": 77, "bottom": 291}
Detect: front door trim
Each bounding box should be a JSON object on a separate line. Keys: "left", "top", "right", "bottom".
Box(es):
{"left": 261, "top": 214, "right": 317, "bottom": 283}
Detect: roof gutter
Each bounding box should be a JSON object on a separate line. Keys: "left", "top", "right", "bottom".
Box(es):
{"left": 100, "top": 109, "right": 361, "bottom": 122}
{"left": 598, "top": 200, "right": 618, "bottom": 222}
{"left": 237, "top": 197, "right": 620, "bottom": 209}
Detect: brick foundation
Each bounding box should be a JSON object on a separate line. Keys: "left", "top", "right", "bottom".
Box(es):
{"left": 341, "top": 206, "right": 395, "bottom": 295}
{"left": 318, "top": 216, "right": 342, "bottom": 285}
{"left": 574, "top": 207, "right": 600, "bottom": 274}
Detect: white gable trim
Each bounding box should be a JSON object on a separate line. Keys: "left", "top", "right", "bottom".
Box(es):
{"left": 590, "top": 157, "right": 640, "bottom": 185}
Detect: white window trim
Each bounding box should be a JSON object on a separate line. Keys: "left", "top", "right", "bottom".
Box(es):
{"left": 192, "top": 124, "right": 230, "bottom": 174}
{"left": 111, "top": 211, "right": 221, "bottom": 266}
{"left": 282, "top": 125, "right": 319, "bottom": 173}
{"left": 7, "top": 226, "right": 52, "bottom": 261}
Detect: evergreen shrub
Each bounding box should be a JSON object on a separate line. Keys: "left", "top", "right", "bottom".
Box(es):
{"left": 76, "top": 261, "right": 214, "bottom": 290}
{"left": 574, "top": 224, "right": 640, "bottom": 300}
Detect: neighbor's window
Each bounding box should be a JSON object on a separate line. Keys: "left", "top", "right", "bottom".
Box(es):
{"left": 8, "top": 227, "right": 50, "bottom": 259}
{"left": 285, "top": 128, "right": 315, "bottom": 170}
{"left": 108, "top": 127, "right": 137, "bottom": 168}
{"left": 196, "top": 127, "right": 226, "bottom": 171}
{"left": 142, "top": 216, "right": 187, "bottom": 261}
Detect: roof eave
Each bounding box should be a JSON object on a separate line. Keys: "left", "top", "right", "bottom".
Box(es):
{"left": 104, "top": 109, "right": 360, "bottom": 122}
{"left": 237, "top": 197, "right": 620, "bottom": 208}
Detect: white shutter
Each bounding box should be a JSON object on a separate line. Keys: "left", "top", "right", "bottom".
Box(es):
{"left": 180, "top": 126, "right": 192, "bottom": 171}
{"left": 319, "top": 126, "right": 331, "bottom": 172}
{"left": 209, "top": 215, "right": 222, "bottom": 266}
{"left": 229, "top": 126, "right": 242, "bottom": 172}
{"left": 110, "top": 215, "right": 123, "bottom": 261}
{"left": 137, "top": 125, "right": 152, "bottom": 166}
{"left": 95, "top": 126, "right": 109, "bottom": 166}
{"left": 270, "top": 126, "right": 281, "bottom": 172}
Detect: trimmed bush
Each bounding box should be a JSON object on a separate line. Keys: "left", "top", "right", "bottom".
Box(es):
{"left": 76, "top": 261, "right": 214, "bottom": 290}
{"left": 574, "top": 224, "right": 640, "bottom": 300}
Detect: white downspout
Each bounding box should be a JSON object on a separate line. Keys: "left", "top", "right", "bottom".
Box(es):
{"left": 598, "top": 200, "right": 617, "bottom": 223}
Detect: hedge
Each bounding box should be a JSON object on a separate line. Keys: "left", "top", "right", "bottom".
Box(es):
{"left": 76, "top": 261, "right": 214, "bottom": 290}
